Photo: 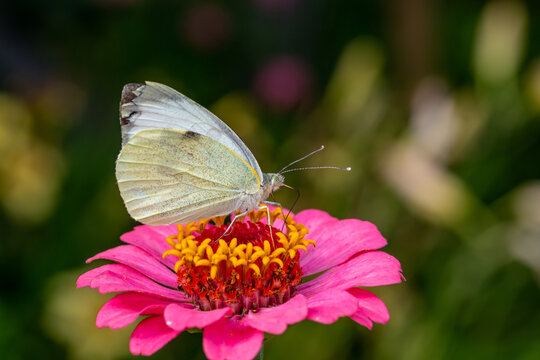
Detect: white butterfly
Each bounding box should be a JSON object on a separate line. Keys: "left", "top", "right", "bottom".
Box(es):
{"left": 116, "top": 81, "right": 286, "bottom": 225}
{"left": 116, "top": 81, "right": 349, "bottom": 226}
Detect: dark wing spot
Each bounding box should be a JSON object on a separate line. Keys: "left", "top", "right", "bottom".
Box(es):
{"left": 182, "top": 131, "right": 201, "bottom": 140}
{"left": 121, "top": 111, "right": 138, "bottom": 125}
{"left": 120, "top": 83, "right": 144, "bottom": 105}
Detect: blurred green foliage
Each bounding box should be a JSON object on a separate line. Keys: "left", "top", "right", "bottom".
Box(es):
{"left": 1, "top": 0, "right": 540, "bottom": 359}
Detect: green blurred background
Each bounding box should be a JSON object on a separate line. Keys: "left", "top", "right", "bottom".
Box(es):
{"left": 2, "top": 0, "right": 540, "bottom": 359}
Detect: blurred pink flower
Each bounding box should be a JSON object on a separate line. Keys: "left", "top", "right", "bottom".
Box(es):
{"left": 254, "top": 56, "right": 313, "bottom": 112}
{"left": 182, "top": 2, "right": 231, "bottom": 52}
{"left": 77, "top": 208, "right": 403, "bottom": 359}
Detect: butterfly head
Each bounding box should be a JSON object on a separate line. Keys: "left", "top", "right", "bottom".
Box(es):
{"left": 261, "top": 173, "right": 285, "bottom": 199}
{"left": 269, "top": 173, "right": 285, "bottom": 192}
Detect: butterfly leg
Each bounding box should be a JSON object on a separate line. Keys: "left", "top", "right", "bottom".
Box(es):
{"left": 260, "top": 201, "right": 282, "bottom": 213}
{"left": 260, "top": 200, "right": 289, "bottom": 225}
{"left": 259, "top": 201, "right": 284, "bottom": 242}
{"left": 218, "top": 210, "right": 249, "bottom": 240}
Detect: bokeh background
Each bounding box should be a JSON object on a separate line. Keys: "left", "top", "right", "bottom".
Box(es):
{"left": 1, "top": 0, "right": 540, "bottom": 359}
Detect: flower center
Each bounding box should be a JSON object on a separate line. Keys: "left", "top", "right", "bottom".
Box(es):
{"left": 162, "top": 208, "right": 315, "bottom": 315}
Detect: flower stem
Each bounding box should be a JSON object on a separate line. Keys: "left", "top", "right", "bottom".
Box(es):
{"left": 258, "top": 344, "right": 264, "bottom": 360}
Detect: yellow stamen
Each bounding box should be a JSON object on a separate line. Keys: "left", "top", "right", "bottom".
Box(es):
{"left": 176, "top": 224, "right": 185, "bottom": 238}
{"left": 181, "top": 248, "right": 196, "bottom": 256}
{"left": 251, "top": 251, "right": 265, "bottom": 262}
{"left": 249, "top": 264, "right": 261, "bottom": 277}
{"left": 277, "top": 232, "right": 289, "bottom": 248}
{"left": 287, "top": 224, "right": 297, "bottom": 233}
{"left": 269, "top": 207, "right": 282, "bottom": 224}
{"left": 163, "top": 207, "right": 317, "bottom": 295}
{"left": 304, "top": 239, "right": 316, "bottom": 247}
{"left": 293, "top": 245, "right": 307, "bottom": 252}
{"left": 210, "top": 265, "right": 218, "bottom": 279}
{"left": 213, "top": 254, "right": 228, "bottom": 264}
{"left": 212, "top": 215, "right": 227, "bottom": 226}
{"left": 298, "top": 226, "right": 309, "bottom": 237}
{"left": 246, "top": 243, "right": 254, "bottom": 257}
{"left": 232, "top": 248, "right": 246, "bottom": 259}
{"left": 205, "top": 246, "right": 215, "bottom": 259}
{"left": 195, "top": 259, "right": 211, "bottom": 267}
{"left": 162, "top": 249, "right": 183, "bottom": 259}
{"left": 165, "top": 235, "right": 178, "bottom": 247}
{"left": 174, "top": 259, "right": 184, "bottom": 273}
{"left": 263, "top": 240, "right": 271, "bottom": 254}
{"left": 271, "top": 248, "right": 287, "bottom": 257}
{"left": 197, "top": 219, "right": 211, "bottom": 233}
{"left": 236, "top": 259, "right": 247, "bottom": 267}
{"left": 288, "top": 249, "right": 296, "bottom": 259}
{"left": 270, "top": 258, "right": 284, "bottom": 268}
{"left": 197, "top": 239, "right": 212, "bottom": 257}
{"left": 288, "top": 232, "right": 299, "bottom": 245}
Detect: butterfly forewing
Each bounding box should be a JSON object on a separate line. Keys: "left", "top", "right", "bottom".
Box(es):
{"left": 120, "top": 82, "right": 263, "bottom": 180}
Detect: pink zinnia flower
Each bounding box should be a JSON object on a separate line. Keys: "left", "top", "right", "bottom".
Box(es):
{"left": 77, "top": 208, "right": 403, "bottom": 359}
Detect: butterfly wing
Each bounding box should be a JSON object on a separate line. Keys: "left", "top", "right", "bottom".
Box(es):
{"left": 116, "top": 129, "right": 261, "bottom": 225}
{"left": 120, "top": 81, "right": 263, "bottom": 181}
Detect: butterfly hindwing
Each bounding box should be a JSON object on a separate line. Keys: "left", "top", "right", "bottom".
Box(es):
{"left": 116, "top": 129, "right": 261, "bottom": 225}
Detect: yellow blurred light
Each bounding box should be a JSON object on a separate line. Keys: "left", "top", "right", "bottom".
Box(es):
{"left": 379, "top": 141, "right": 474, "bottom": 226}
{"left": 524, "top": 59, "right": 540, "bottom": 112}
{"left": 0, "top": 142, "right": 64, "bottom": 224}
{"left": 510, "top": 181, "right": 540, "bottom": 226}
{"left": 322, "top": 38, "right": 383, "bottom": 122}
{"left": 211, "top": 92, "right": 270, "bottom": 162}
{"left": 211, "top": 92, "right": 259, "bottom": 141}
{"left": 0, "top": 94, "right": 32, "bottom": 159}
{"left": 42, "top": 270, "right": 134, "bottom": 360}
{"left": 473, "top": 0, "right": 528, "bottom": 86}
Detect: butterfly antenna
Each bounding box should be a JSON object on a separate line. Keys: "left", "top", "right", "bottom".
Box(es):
{"left": 279, "top": 184, "right": 300, "bottom": 232}
{"left": 280, "top": 166, "right": 351, "bottom": 174}
{"left": 278, "top": 145, "right": 326, "bottom": 174}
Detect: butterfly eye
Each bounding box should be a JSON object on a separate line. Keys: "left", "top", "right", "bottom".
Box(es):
{"left": 271, "top": 174, "right": 282, "bottom": 186}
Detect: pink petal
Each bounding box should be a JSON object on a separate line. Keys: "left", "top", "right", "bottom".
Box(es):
{"left": 300, "top": 217, "right": 388, "bottom": 276}
{"left": 87, "top": 245, "right": 178, "bottom": 288}
{"left": 97, "top": 293, "right": 179, "bottom": 329}
{"left": 297, "top": 251, "right": 403, "bottom": 297}
{"left": 203, "top": 317, "right": 263, "bottom": 360}
{"left": 294, "top": 209, "right": 337, "bottom": 233}
{"left": 121, "top": 225, "right": 178, "bottom": 269}
{"left": 164, "top": 305, "right": 232, "bottom": 331}
{"left": 305, "top": 290, "right": 358, "bottom": 324}
{"left": 77, "top": 264, "right": 188, "bottom": 301}
{"left": 347, "top": 288, "right": 389, "bottom": 329}
{"left": 243, "top": 294, "right": 307, "bottom": 334}
{"left": 77, "top": 265, "right": 118, "bottom": 287}
{"left": 129, "top": 316, "right": 180, "bottom": 356}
